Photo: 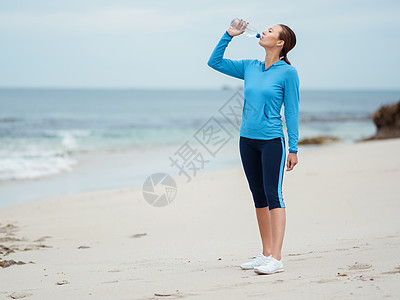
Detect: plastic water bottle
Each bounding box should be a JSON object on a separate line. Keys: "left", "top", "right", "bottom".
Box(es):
{"left": 230, "top": 18, "right": 261, "bottom": 38}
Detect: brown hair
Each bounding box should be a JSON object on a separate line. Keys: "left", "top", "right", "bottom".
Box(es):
{"left": 278, "top": 24, "right": 296, "bottom": 65}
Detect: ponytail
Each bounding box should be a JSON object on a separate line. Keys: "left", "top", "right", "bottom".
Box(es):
{"left": 278, "top": 24, "right": 296, "bottom": 65}
{"left": 280, "top": 53, "right": 291, "bottom": 65}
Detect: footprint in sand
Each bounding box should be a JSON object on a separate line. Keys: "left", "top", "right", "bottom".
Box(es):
{"left": 381, "top": 266, "right": 400, "bottom": 275}
{"left": 348, "top": 262, "right": 372, "bottom": 270}
{"left": 0, "top": 223, "right": 52, "bottom": 257}
{"left": 9, "top": 291, "right": 33, "bottom": 299}
{"left": 131, "top": 233, "right": 147, "bottom": 238}
{"left": 101, "top": 280, "right": 119, "bottom": 284}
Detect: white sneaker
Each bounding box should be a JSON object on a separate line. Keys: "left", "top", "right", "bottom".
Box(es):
{"left": 240, "top": 253, "right": 271, "bottom": 270}
{"left": 254, "top": 256, "right": 284, "bottom": 274}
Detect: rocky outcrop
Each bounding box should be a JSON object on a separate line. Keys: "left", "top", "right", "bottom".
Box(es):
{"left": 365, "top": 101, "right": 400, "bottom": 140}
{"left": 298, "top": 135, "right": 340, "bottom": 145}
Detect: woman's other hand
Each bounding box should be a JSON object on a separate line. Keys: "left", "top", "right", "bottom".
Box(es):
{"left": 286, "top": 153, "right": 298, "bottom": 171}
{"left": 227, "top": 19, "right": 247, "bottom": 37}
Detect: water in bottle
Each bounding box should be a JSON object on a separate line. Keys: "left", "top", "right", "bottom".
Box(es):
{"left": 230, "top": 18, "right": 261, "bottom": 38}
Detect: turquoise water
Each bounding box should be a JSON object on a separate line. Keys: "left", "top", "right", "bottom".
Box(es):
{"left": 0, "top": 88, "right": 399, "bottom": 182}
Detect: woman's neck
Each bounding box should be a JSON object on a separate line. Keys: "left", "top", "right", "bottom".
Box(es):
{"left": 264, "top": 52, "right": 281, "bottom": 71}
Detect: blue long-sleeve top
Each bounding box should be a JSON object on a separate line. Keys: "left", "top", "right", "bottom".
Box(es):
{"left": 207, "top": 31, "right": 300, "bottom": 153}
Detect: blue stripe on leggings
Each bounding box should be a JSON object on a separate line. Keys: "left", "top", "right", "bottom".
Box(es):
{"left": 278, "top": 137, "right": 285, "bottom": 208}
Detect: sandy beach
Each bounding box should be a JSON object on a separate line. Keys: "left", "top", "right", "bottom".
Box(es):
{"left": 1, "top": 138, "right": 400, "bottom": 299}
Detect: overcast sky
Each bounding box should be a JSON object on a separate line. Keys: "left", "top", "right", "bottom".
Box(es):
{"left": 0, "top": 0, "right": 399, "bottom": 90}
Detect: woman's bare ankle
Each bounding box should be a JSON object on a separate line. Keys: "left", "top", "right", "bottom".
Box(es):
{"left": 262, "top": 250, "right": 272, "bottom": 257}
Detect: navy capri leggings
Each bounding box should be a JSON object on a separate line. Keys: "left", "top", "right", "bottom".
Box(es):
{"left": 239, "top": 136, "right": 286, "bottom": 210}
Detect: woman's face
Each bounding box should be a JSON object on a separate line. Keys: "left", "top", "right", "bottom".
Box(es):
{"left": 259, "top": 25, "right": 283, "bottom": 49}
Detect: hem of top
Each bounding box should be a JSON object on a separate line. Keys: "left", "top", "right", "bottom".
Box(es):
{"left": 239, "top": 134, "right": 285, "bottom": 140}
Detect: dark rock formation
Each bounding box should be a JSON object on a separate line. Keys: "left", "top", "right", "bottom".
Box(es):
{"left": 298, "top": 135, "right": 340, "bottom": 145}
{"left": 365, "top": 101, "right": 400, "bottom": 140}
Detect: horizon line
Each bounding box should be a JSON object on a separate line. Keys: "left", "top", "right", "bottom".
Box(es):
{"left": 0, "top": 86, "right": 399, "bottom": 92}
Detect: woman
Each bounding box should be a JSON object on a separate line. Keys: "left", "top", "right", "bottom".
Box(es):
{"left": 207, "top": 19, "right": 299, "bottom": 275}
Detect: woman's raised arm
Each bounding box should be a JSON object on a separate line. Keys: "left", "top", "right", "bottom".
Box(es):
{"left": 207, "top": 30, "right": 252, "bottom": 80}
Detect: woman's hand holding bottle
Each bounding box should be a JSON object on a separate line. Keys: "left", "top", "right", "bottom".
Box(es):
{"left": 228, "top": 18, "right": 248, "bottom": 37}
{"left": 228, "top": 18, "right": 261, "bottom": 38}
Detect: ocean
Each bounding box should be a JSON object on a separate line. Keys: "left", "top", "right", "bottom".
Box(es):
{"left": 0, "top": 88, "right": 399, "bottom": 206}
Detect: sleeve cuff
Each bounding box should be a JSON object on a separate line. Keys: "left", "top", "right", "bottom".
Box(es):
{"left": 225, "top": 30, "right": 233, "bottom": 39}
{"left": 289, "top": 150, "right": 298, "bottom": 154}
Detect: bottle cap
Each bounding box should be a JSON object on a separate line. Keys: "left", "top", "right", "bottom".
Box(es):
{"left": 256, "top": 33, "right": 261, "bottom": 38}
